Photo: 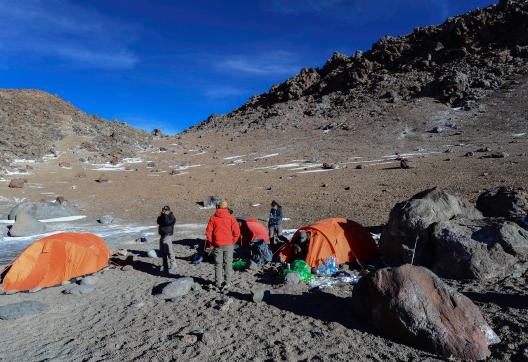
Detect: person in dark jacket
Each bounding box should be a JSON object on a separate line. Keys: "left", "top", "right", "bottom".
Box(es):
{"left": 268, "top": 200, "right": 284, "bottom": 244}
{"left": 157, "top": 205, "right": 177, "bottom": 274}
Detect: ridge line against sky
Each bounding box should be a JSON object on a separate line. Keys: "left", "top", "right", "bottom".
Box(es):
{"left": 0, "top": 0, "right": 496, "bottom": 134}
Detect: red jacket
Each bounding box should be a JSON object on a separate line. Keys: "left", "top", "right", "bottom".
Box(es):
{"left": 206, "top": 209, "right": 241, "bottom": 247}
{"left": 239, "top": 219, "right": 270, "bottom": 247}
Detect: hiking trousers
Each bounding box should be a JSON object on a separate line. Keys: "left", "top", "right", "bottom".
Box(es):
{"left": 214, "top": 245, "right": 234, "bottom": 287}
{"left": 159, "top": 235, "right": 176, "bottom": 270}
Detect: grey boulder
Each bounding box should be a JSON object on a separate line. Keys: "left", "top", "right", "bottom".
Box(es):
{"left": 0, "top": 301, "right": 49, "bottom": 320}
{"left": 9, "top": 212, "right": 46, "bottom": 237}
{"left": 202, "top": 196, "right": 222, "bottom": 209}
{"left": 476, "top": 186, "right": 528, "bottom": 219}
{"left": 430, "top": 217, "right": 528, "bottom": 280}
{"left": 379, "top": 187, "right": 482, "bottom": 265}
{"left": 351, "top": 264, "right": 500, "bottom": 360}
{"left": 8, "top": 201, "right": 75, "bottom": 220}
{"left": 285, "top": 272, "right": 301, "bottom": 285}
{"left": 97, "top": 215, "right": 114, "bottom": 225}
{"left": 63, "top": 285, "right": 96, "bottom": 295}
{"left": 157, "top": 277, "right": 194, "bottom": 299}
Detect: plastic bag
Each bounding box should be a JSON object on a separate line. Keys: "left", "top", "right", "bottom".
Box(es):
{"left": 232, "top": 259, "right": 248, "bottom": 271}
{"left": 316, "top": 256, "right": 338, "bottom": 276}
{"left": 283, "top": 260, "right": 314, "bottom": 282}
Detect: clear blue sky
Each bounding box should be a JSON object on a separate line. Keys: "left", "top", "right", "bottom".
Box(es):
{"left": 0, "top": 0, "right": 496, "bottom": 134}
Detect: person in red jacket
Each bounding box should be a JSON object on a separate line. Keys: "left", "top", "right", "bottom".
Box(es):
{"left": 206, "top": 200, "right": 240, "bottom": 289}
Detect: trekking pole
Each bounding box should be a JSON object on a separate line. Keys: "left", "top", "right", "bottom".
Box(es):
{"left": 410, "top": 235, "right": 419, "bottom": 265}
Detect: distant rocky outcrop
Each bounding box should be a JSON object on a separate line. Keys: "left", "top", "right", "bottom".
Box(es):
{"left": 0, "top": 89, "right": 150, "bottom": 163}
{"left": 189, "top": 0, "right": 528, "bottom": 133}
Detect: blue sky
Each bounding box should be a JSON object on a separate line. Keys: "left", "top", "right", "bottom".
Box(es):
{"left": 0, "top": 0, "right": 496, "bottom": 134}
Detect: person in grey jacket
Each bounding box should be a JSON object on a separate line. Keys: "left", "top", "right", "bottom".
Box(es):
{"left": 157, "top": 205, "right": 177, "bottom": 274}
{"left": 268, "top": 200, "right": 283, "bottom": 244}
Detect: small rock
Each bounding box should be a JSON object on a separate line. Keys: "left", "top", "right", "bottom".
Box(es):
{"left": 121, "top": 265, "right": 133, "bottom": 271}
{"left": 147, "top": 161, "right": 156, "bottom": 168}
{"left": 344, "top": 186, "right": 351, "bottom": 190}
{"left": 252, "top": 287, "right": 268, "bottom": 303}
{"left": 115, "top": 249, "right": 128, "bottom": 257}
{"left": 58, "top": 162, "right": 71, "bottom": 168}
{"left": 181, "top": 334, "right": 198, "bottom": 345}
{"left": 0, "top": 301, "right": 49, "bottom": 320}
{"left": 157, "top": 278, "right": 194, "bottom": 299}
{"left": 98, "top": 215, "right": 114, "bottom": 225}
{"left": 477, "top": 147, "right": 492, "bottom": 152}
{"left": 80, "top": 276, "right": 97, "bottom": 286}
{"left": 97, "top": 174, "right": 109, "bottom": 183}
{"left": 322, "top": 162, "right": 338, "bottom": 170}
{"left": 430, "top": 126, "right": 444, "bottom": 133}
{"left": 129, "top": 296, "right": 144, "bottom": 308}
{"left": 355, "top": 164, "right": 363, "bottom": 169}
{"left": 110, "top": 156, "right": 120, "bottom": 165}
{"left": 63, "top": 285, "right": 96, "bottom": 295}
{"left": 8, "top": 179, "right": 26, "bottom": 188}
{"left": 61, "top": 280, "right": 71, "bottom": 286}
{"left": 400, "top": 159, "right": 413, "bottom": 169}
{"left": 147, "top": 249, "right": 158, "bottom": 258}
{"left": 285, "top": 272, "right": 301, "bottom": 285}
{"left": 465, "top": 151, "right": 475, "bottom": 157}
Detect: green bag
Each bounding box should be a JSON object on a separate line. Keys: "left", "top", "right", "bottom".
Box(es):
{"left": 283, "top": 260, "right": 314, "bottom": 282}
{"left": 232, "top": 259, "right": 248, "bottom": 271}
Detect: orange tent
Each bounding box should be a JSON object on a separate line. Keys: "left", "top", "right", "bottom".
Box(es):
{"left": 279, "top": 218, "right": 380, "bottom": 267}
{"left": 1, "top": 232, "right": 110, "bottom": 292}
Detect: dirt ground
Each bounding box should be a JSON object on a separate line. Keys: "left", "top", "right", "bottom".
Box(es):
{"left": 0, "top": 80, "right": 527, "bottom": 360}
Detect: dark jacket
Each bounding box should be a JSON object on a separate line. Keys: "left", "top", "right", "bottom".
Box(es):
{"left": 157, "top": 212, "right": 176, "bottom": 236}
{"left": 268, "top": 208, "right": 283, "bottom": 226}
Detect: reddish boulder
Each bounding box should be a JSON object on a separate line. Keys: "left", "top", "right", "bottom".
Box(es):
{"left": 352, "top": 265, "right": 500, "bottom": 360}
{"left": 8, "top": 179, "right": 26, "bottom": 188}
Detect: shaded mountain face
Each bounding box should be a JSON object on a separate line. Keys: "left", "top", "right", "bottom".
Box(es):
{"left": 0, "top": 89, "right": 150, "bottom": 163}
{"left": 189, "top": 0, "right": 528, "bottom": 133}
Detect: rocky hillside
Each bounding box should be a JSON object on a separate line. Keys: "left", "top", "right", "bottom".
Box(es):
{"left": 190, "top": 0, "right": 528, "bottom": 133}
{"left": 0, "top": 89, "right": 150, "bottom": 163}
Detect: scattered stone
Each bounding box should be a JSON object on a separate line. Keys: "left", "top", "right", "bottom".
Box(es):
{"left": 430, "top": 217, "right": 528, "bottom": 280}
{"left": 465, "top": 151, "right": 475, "bottom": 157}
{"left": 110, "top": 156, "right": 120, "bottom": 165}
{"left": 98, "top": 215, "right": 114, "bottom": 225}
{"left": 483, "top": 151, "right": 509, "bottom": 158}
{"left": 128, "top": 296, "right": 144, "bottom": 308}
{"left": 8, "top": 179, "right": 26, "bottom": 189}
{"left": 322, "top": 162, "right": 338, "bottom": 169}
{"left": 147, "top": 161, "right": 156, "bottom": 168}
{"left": 352, "top": 265, "right": 500, "bottom": 360}
{"left": 63, "top": 285, "right": 96, "bottom": 295}
{"left": 58, "top": 161, "right": 71, "bottom": 168}
{"left": 476, "top": 186, "right": 528, "bottom": 219}
{"left": 181, "top": 334, "right": 198, "bottom": 345}
{"left": 399, "top": 159, "right": 413, "bottom": 169}
{"left": 251, "top": 287, "right": 269, "bottom": 303}
{"left": 147, "top": 249, "right": 158, "bottom": 258}
{"left": 344, "top": 186, "right": 351, "bottom": 190}
{"left": 80, "top": 276, "right": 97, "bottom": 286}
{"left": 0, "top": 301, "right": 49, "bottom": 320}
{"left": 477, "top": 147, "right": 492, "bottom": 152}
{"left": 76, "top": 172, "right": 87, "bottom": 178}
{"left": 379, "top": 187, "right": 482, "bottom": 265}
{"left": 217, "top": 297, "right": 233, "bottom": 312}
{"left": 157, "top": 278, "right": 194, "bottom": 299}
{"left": 121, "top": 265, "right": 133, "bottom": 271}
{"left": 202, "top": 196, "right": 222, "bottom": 209}
{"left": 321, "top": 183, "right": 328, "bottom": 188}
{"left": 8, "top": 200, "right": 75, "bottom": 220}
{"left": 355, "top": 164, "right": 363, "bottom": 169}
{"left": 97, "top": 174, "right": 109, "bottom": 183}
{"left": 8, "top": 212, "right": 46, "bottom": 237}
{"left": 115, "top": 249, "right": 128, "bottom": 257}
{"left": 61, "top": 280, "right": 71, "bottom": 286}
{"left": 429, "top": 126, "right": 443, "bottom": 133}
{"left": 159, "top": 147, "right": 168, "bottom": 152}
{"left": 285, "top": 272, "right": 301, "bottom": 285}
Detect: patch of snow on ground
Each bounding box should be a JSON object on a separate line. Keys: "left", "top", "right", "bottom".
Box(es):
{"left": 255, "top": 153, "right": 279, "bottom": 160}
{"left": 290, "top": 163, "right": 323, "bottom": 171}
{"left": 224, "top": 155, "right": 246, "bottom": 160}
{"left": 13, "top": 159, "right": 36, "bottom": 163}
{"left": 252, "top": 163, "right": 300, "bottom": 171}
{"left": 513, "top": 132, "right": 526, "bottom": 137}
{"left": 123, "top": 158, "right": 143, "bottom": 163}
{"left": 297, "top": 169, "right": 335, "bottom": 174}
{"left": 173, "top": 164, "right": 202, "bottom": 171}
{"left": 5, "top": 169, "right": 31, "bottom": 176}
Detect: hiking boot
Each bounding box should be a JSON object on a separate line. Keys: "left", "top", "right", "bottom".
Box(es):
{"left": 221, "top": 282, "right": 232, "bottom": 293}
{"left": 159, "top": 266, "right": 167, "bottom": 273}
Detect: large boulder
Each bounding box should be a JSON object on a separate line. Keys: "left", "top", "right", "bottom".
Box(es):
{"left": 379, "top": 187, "right": 482, "bottom": 265}
{"left": 430, "top": 217, "right": 528, "bottom": 280}
{"left": 476, "top": 186, "right": 528, "bottom": 219}
{"left": 351, "top": 265, "right": 500, "bottom": 360}
{"left": 0, "top": 301, "right": 49, "bottom": 320}
{"left": 8, "top": 201, "right": 75, "bottom": 220}
{"left": 9, "top": 212, "right": 46, "bottom": 237}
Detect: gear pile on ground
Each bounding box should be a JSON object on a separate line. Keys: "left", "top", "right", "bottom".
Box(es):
{"left": 189, "top": 0, "right": 528, "bottom": 133}
{"left": 0, "top": 89, "right": 150, "bottom": 164}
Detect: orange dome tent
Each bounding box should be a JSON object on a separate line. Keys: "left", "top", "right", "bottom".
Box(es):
{"left": 1, "top": 232, "right": 110, "bottom": 292}
{"left": 279, "top": 218, "right": 380, "bottom": 267}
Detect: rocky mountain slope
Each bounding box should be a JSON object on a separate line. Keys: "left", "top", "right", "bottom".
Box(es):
{"left": 189, "top": 0, "right": 528, "bottom": 133}
{"left": 0, "top": 89, "right": 150, "bottom": 164}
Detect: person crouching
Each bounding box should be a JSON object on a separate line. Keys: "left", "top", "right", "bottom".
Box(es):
{"left": 157, "top": 205, "right": 177, "bottom": 275}
{"left": 206, "top": 200, "right": 240, "bottom": 290}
